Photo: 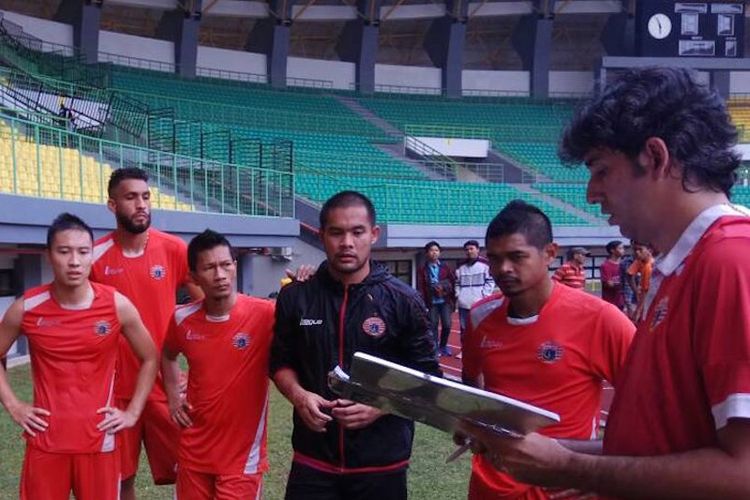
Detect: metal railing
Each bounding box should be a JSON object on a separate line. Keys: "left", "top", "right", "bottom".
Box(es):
{"left": 0, "top": 113, "right": 295, "bottom": 218}
{"left": 403, "top": 135, "right": 459, "bottom": 180}
{"left": 404, "top": 123, "right": 492, "bottom": 140}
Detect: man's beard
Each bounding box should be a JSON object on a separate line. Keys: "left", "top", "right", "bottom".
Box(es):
{"left": 116, "top": 211, "right": 150, "bottom": 234}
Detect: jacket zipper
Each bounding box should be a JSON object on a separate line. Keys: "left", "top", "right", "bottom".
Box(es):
{"left": 337, "top": 285, "right": 349, "bottom": 470}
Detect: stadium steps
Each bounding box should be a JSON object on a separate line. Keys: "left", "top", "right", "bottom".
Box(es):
{"left": 374, "top": 142, "right": 448, "bottom": 181}
{"left": 487, "top": 147, "right": 550, "bottom": 183}
{"left": 514, "top": 183, "right": 605, "bottom": 226}
{"left": 333, "top": 95, "right": 403, "bottom": 139}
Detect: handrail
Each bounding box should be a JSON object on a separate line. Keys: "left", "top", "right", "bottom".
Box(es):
{"left": 404, "top": 123, "right": 492, "bottom": 140}
{"left": 0, "top": 111, "right": 295, "bottom": 217}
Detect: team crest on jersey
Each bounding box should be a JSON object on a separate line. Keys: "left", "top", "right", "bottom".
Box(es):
{"left": 232, "top": 332, "right": 250, "bottom": 350}
{"left": 94, "top": 320, "right": 112, "bottom": 336}
{"left": 537, "top": 341, "right": 563, "bottom": 364}
{"left": 362, "top": 316, "right": 387, "bottom": 338}
{"left": 150, "top": 265, "right": 166, "bottom": 280}
{"left": 650, "top": 297, "right": 669, "bottom": 332}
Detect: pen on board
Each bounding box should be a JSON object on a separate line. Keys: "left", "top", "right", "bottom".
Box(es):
{"left": 445, "top": 440, "right": 472, "bottom": 463}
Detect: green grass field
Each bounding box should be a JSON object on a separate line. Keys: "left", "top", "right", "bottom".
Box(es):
{"left": 0, "top": 363, "right": 470, "bottom": 499}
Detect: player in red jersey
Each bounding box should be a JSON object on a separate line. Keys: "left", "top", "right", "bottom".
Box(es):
{"left": 460, "top": 68, "right": 750, "bottom": 498}
{"left": 461, "top": 200, "right": 634, "bottom": 500}
{"left": 162, "top": 229, "right": 275, "bottom": 500}
{"left": 90, "top": 167, "right": 202, "bottom": 499}
{"left": 0, "top": 213, "right": 157, "bottom": 500}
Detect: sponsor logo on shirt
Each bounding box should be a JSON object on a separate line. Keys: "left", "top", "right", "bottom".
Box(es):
{"left": 104, "top": 266, "right": 125, "bottom": 276}
{"left": 150, "top": 265, "right": 166, "bottom": 280}
{"left": 36, "top": 317, "right": 62, "bottom": 328}
{"left": 650, "top": 297, "right": 669, "bottom": 332}
{"left": 537, "top": 341, "right": 564, "bottom": 364}
{"left": 299, "top": 318, "right": 323, "bottom": 326}
{"left": 479, "top": 338, "right": 504, "bottom": 350}
{"left": 185, "top": 329, "right": 206, "bottom": 341}
{"left": 232, "top": 332, "right": 250, "bottom": 350}
{"left": 94, "top": 320, "right": 112, "bottom": 336}
{"left": 362, "top": 316, "right": 387, "bottom": 338}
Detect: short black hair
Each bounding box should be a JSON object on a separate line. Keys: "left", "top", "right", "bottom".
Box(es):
{"left": 188, "top": 229, "right": 234, "bottom": 272}
{"left": 560, "top": 67, "right": 739, "bottom": 196}
{"left": 485, "top": 200, "right": 553, "bottom": 251}
{"left": 108, "top": 167, "right": 149, "bottom": 198}
{"left": 319, "top": 191, "right": 376, "bottom": 229}
{"left": 47, "top": 213, "right": 93, "bottom": 248}
{"left": 605, "top": 240, "right": 622, "bottom": 255}
{"left": 424, "top": 241, "right": 441, "bottom": 253}
{"left": 463, "top": 240, "right": 480, "bottom": 249}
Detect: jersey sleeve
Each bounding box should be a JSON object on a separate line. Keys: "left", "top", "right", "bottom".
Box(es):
{"left": 269, "top": 285, "right": 299, "bottom": 376}
{"left": 461, "top": 309, "right": 483, "bottom": 382}
{"left": 693, "top": 237, "right": 750, "bottom": 429}
{"left": 174, "top": 238, "right": 191, "bottom": 288}
{"left": 162, "top": 314, "right": 182, "bottom": 355}
{"left": 587, "top": 303, "right": 635, "bottom": 387}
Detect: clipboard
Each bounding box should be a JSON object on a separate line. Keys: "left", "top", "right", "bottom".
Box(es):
{"left": 328, "top": 352, "right": 560, "bottom": 436}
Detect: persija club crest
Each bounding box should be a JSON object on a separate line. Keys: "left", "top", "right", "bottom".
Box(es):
{"left": 150, "top": 265, "right": 166, "bottom": 280}
{"left": 94, "top": 320, "right": 112, "bottom": 336}
{"left": 362, "top": 316, "right": 387, "bottom": 338}
{"left": 232, "top": 332, "right": 250, "bottom": 350}
{"left": 537, "top": 341, "right": 564, "bottom": 364}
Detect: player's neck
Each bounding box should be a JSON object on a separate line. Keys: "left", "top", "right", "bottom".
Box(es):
{"left": 204, "top": 291, "right": 237, "bottom": 317}
{"left": 608, "top": 256, "right": 620, "bottom": 264}
{"left": 115, "top": 228, "right": 149, "bottom": 256}
{"left": 508, "top": 278, "right": 553, "bottom": 318}
{"left": 50, "top": 281, "right": 94, "bottom": 309}
{"left": 332, "top": 261, "right": 371, "bottom": 288}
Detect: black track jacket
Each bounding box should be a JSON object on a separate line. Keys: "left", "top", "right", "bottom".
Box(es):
{"left": 270, "top": 260, "right": 441, "bottom": 473}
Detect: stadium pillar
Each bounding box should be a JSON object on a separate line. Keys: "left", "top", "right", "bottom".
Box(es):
{"left": 424, "top": 0, "right": 467, "bottom": 98}
{"left": 56, "top": 0, "right": 101, "bottom": 64}
{"left": 711, "top": 71, "right": 730, "bottom": 100}
{"left": 335, "top": 0, "right": 381, "bottom": 94}
{"left": 12, "top": 254, "right": 42, "bottom": 356}
{"left": 601, "top": 11, "right": 636, "bottom": 57}
{"left": 176, "top": 1, "right": 202, "bottom": 78}
{"left": 512, "top": 1, "right": 555, "bottom": 99}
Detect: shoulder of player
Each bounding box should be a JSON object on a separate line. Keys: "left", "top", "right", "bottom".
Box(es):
{"left": 555, "top": 285, "right": 620, "bottom": 318}
{"left": 149, "top": 228, "right": 188, "bottom": 251}
{"left": 469, "top": 292, "right": 505, "bottom": 328}
{"left": 378, "top": 274, "right": 423, "bottom": 305}
{"left": 237, "top": 294, "right": 275, "bottom": 314}
{"left": 173, "top": 300, "right": 204, "bottom": 326}
{"left": 92, "top": 232, "right": 116, "bottom": 262}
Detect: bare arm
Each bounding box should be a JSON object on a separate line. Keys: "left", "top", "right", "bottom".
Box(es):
{"left": 557, "top": 438, "right": 603, "bottom": 455}
{"left": 461, "top": 419, "right": 750, "bottom": 499}
{"left": 0, "top": 299, "right": 51, "bottom": 436}
{"left": 272, "top": 366, "right": 334, "bottom": 433}
{"left": 97, "top": 293, "right": 157, "bottom": 433}
{"left": 162, "top": 346, "right": 192, "bottom": 427}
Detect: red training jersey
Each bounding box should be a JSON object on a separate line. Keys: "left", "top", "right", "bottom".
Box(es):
{"left": 22, "top": 282, "right": 121, "bottom": 453}
{"left": 164, "top": 294, "right": 275, "bottom": 475}
{"left": 463, "top": 283, "right": 634, "bottom": 499}
{"left": 91, "top": 228, "right": 189, "bottom": 401}
{"left": 605, "top": 207, "right": 750, "bottom": 457}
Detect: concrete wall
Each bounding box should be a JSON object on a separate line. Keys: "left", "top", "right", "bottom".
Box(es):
{"left": 99, "top": 31, "right": 175, "bottom": 66}
{"left": 287, "top": 57, "right": 355, "bottom": 90}
{"left": 196, "top": 46, "right": 267, "bottom": 79}
{"left": 0, "top": 11, "right": 73, "bottom": 47}
{"left": 242, "top": 238, "right": 325, "bottom": 298}
{"left": 375, "top": 64, "right": 442, "bottom": 92}
{"left": 462, "top": 70, "right": 529, "bottom": 95}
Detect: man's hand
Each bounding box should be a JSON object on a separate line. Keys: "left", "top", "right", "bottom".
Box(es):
{"left": 8, "top": 401, "right": 50, "bottom": 437}
{"left": 96, "top": 406, "right": 139, "bottom": 434}
{"left": 292, "top": 390, "right": 335, "bottom": 432}
{"left": 286, "top": 265, "right": 316, "bottom": 283}
{"left": 460, "top": 423, "right": 573, "bottom": 487}
{"left": 331, "top": 399, "right": 384, "bottom": 430}
{"left": 169, "top": 397, "right": 194, "bottom": 428}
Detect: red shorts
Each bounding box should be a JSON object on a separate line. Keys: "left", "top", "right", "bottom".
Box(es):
{"left": 118, "top": 397, "right": 180, "bottom": 484}
{"left": 176, "top": 467, "right": 263, "bottom": 500}
{"left": 20, "top": 445, "right": 120, "bottom": 500}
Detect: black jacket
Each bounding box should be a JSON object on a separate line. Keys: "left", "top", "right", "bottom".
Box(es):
{"left": 270, "top": 261, "right": 440, "bottom": 472}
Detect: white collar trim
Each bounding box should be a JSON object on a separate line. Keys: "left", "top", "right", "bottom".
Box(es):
{"left": 655, "top": 204, "right": 750, "bottom": 277}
